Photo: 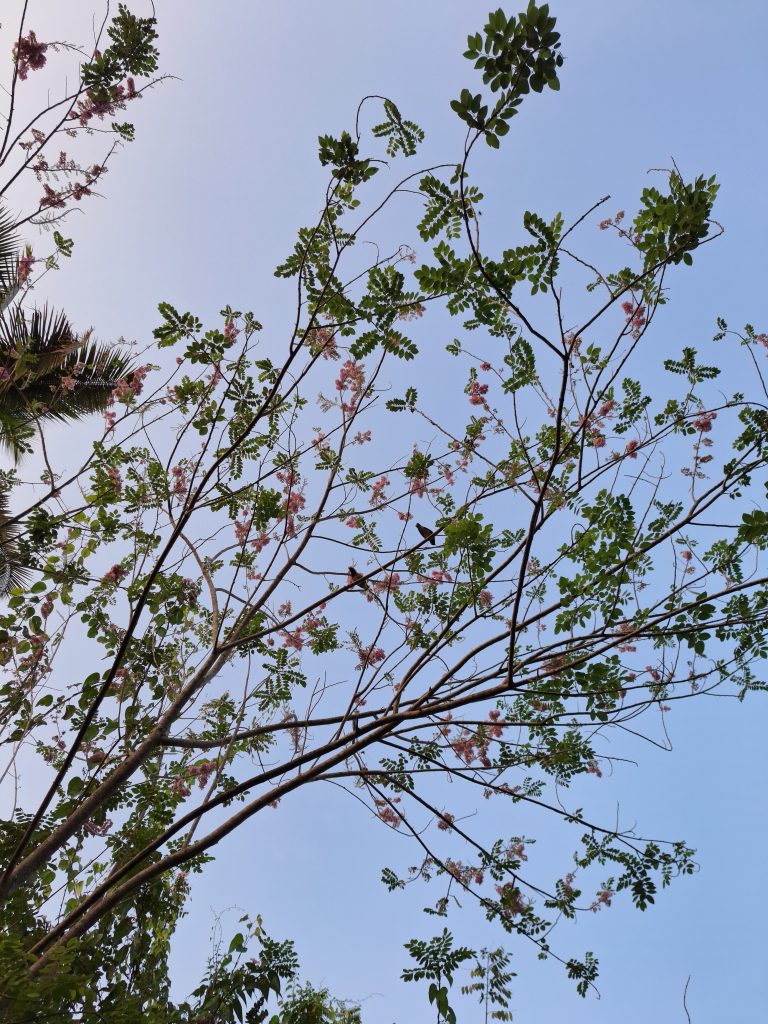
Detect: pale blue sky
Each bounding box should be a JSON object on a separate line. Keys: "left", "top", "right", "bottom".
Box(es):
{"left": 15, "top": 1, "right": 768, "bottom": 1020}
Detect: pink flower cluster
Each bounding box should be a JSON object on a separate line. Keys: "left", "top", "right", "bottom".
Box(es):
{"left": 103, "top": 564, "right": 127, "bottom": 585}
{"left": 335, "top": 359, "right": 366, "bottom": 413}
{"left": 308, "top": 327, "right": 339, "bottom": 360}
{"left": 13, "top": 31, "right": 48, "bottom": 80}
{"left": 621, "top": 300, "right": 647, "bottom": 339}
{"left": 223, "top": 320, "right": 240, "bottom": 345}
{"left": 370, "top": 572, "right": 402, "bottom": 597}
{"left": 418, "top": 570, "right": 453, "bottom": 591}
{"left": 449, "top": 709, "right": 504, "bottom": 768}
{"left": 277, "top": 468, "right": 306, "bottom": 539}
{"left": 691, "top": 410, "right": 716, "bottom": 432}
{"left": 17, "top": 253, "right": 35, "bottom": 285}
{"left": 495, "top": 882, "right": 528, "bottom": 919}
{"left": 104, "top": 366, "right": 150, "bottom": 429}
{"left": 356, "top": 644, "right": 385, "bottom": 670}
{"left": 397, "top": 302, "right": 425, "bottom": 321}
{"left": 278, "top": 604, "right": 328, "bottom": 652}
{"left": 467, "top": 380, "right": 489, "bottom": 406}
{"left": 374, "top": 796, "right": 401, "bottom": 826}
{"left": 369, "top": 475, "right": 390, "bottom": 507}
{"left": 444, "top": 859, "right": 484, "bottom": 886}
{"left": 171, "top": 465, "right": 188, "bottom": 497}
{"left": 69, "top": 77, "right": 138, "bottom": 128}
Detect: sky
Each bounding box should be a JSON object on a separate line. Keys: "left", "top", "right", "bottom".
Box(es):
{"left": 5, "top": 1, "right": 768, "bottom": 1021}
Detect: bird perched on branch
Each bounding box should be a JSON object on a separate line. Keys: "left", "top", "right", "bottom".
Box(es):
{"left": 346, "top": 565, "right": 369, "bottom": 591}
{"left": 415, "top": 522, "right": 437, "bottom": 545}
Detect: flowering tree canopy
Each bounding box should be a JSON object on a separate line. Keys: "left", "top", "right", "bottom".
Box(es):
{"left": 1, "top": 3, "right": 766, "bottom": 1021}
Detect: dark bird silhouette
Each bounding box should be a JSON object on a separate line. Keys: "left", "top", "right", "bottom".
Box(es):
{"left": 416, "top": 522, "right": 436, "bottom": 545}
{"left": 346, "top": 565, "right": 369, "bottom": 591}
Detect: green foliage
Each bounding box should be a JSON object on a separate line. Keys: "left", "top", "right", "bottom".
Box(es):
{"left": 81, "top": 3, "right": 159, "bottom": 102}
{"left": 633, "top": 170, "right": 718, "bottom": 270}
{"left": 371, "top": 98, "right": 424, "bottom": 158}
{"left": 403, "top": 929, "right": 474, "bottom": 1024}
{"left": 453, "top": 3, "right": 563, "bottom": 147}
{"left": 318, "top": 131, "right": 377, "bottom": 184}
{"left": 271, "top": 983, "right": 362, "bottom": 1024}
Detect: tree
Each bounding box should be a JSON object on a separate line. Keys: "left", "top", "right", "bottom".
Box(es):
{"left": 1, "top": 2, "right": 766, "bottom": 1020}
{"left": 0, "top": 2, "right": 161, "bottom": 591}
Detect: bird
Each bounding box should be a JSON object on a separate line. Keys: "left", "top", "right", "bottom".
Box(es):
{"left": 346, "top": 565, "right": 369, "bottom": 591}
{"left": 416, "top": 522, "right": 437, "bottom": 545}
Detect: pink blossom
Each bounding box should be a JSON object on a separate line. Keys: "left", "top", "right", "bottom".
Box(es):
{"left": 308, "top": 327, "right": 339, "bottom": 360}
{"left": 467, "top": 380, "right": 489, "bottom": 406}
{"left": 369, "top": 475, "right": 390, "bottom": 507}
{"left": 357, "top": 645, "right": 385, "bottom": 670}
{"left": 13, "top": 31, "right": 48, "bottom": 80}
{"left": 597, "top": 398, "right": 616, "bottom": 417}
{"left": 171, "top": 465, "right": 188, "bottom": 496}
{"left": 335, "top": 359, "right": 366, "bottom": 407}
{"left": 397, "top": 303, "right": 425, "bottom": 321}
{"left": 223, "top": 320, "right": 240, "bottom": 345}
{"left": 17, "top": 254, "right": 35, "bottom": 285}
{"left": 40, "top": 184, "right": 65, "bottom": 209}
{"left": 103, "top": 564, "right": 127, "bottom": 585}
{"left": 345, "top": 516, "right": 362, "bottom": 529}
{"left": 250, "top": 530, "right": 270, "bottom": 554}
{"left": 692, "top": 410, "right": 717, "bottom": 432}
{"left": 234, "top": 517, "right": 252, "bottom": 545}
{"left": 625, "top": 438, "right": 640, "bottom": 458}
{"left": 172, "top": 776, "right": 191, "bottom": 798}
{"left": 621, "top": 300, "right": 647, "bottom": 339}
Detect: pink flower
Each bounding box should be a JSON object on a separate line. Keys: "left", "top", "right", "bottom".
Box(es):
{"left": 103, "top": 564, "right": 127, "bottom": 585}
{"left": 335, "top": 359, "right": 366, "bottom": 407}
{"left": 355, "top": 643, "right": 386, "bottom": 670}
{"left": 40, "top": 184, "right": 65, "bottom": 209}
{"left": 171, "top": 465, "right": 188, "bottom": 497}
{"left": 223, "top": 320, "right": 240, "bottom": 345}
{"left": 397, "top": 303, "right": 425, "bottom": 321}
{"left": 692, "top": 410, "right": 717, "bottom": 432}
{"left": 308, "top": 327, "right": 339, "bottom": 360}
{"left": 467, "top": 380, "right": 489, "bottom": 406}
{"left": 597, "top": 399, "right": 616, "bottom": 417}
{"left": 250, "top": 530, "right": 270, "bottom": 554}
{"left": 625, "top": 439, "right": 640, "bottom": 458}
{"left": 234, "top": 517, "right": 252, "bottom": 544}
{"left": 621, "top": 300, "right": 647, "bottom": 339}
{"left": 13, "top": 31, "right": 48, "bottom": 80}
{"left": 17, "top": 254, "right": 35, "bottom": 285}
{"left": 369, "top": 475, "right": 390, "bottom": 507}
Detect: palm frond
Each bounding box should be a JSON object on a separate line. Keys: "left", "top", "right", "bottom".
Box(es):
{"left": 0, "top": 490, "right": 29, "bottom": 595}
{"left": 0, "top": 203, "right": 20, "bottom": 313}
{"left": 0, "top": 308, "right": 136, "bottom": 431}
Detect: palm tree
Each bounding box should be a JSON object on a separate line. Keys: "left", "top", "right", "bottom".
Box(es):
{"left": 0, "top": 307, "right": 135, "bottom": 459}
{"left": 0, "top": 204, "right": 135, "bottom": 592}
